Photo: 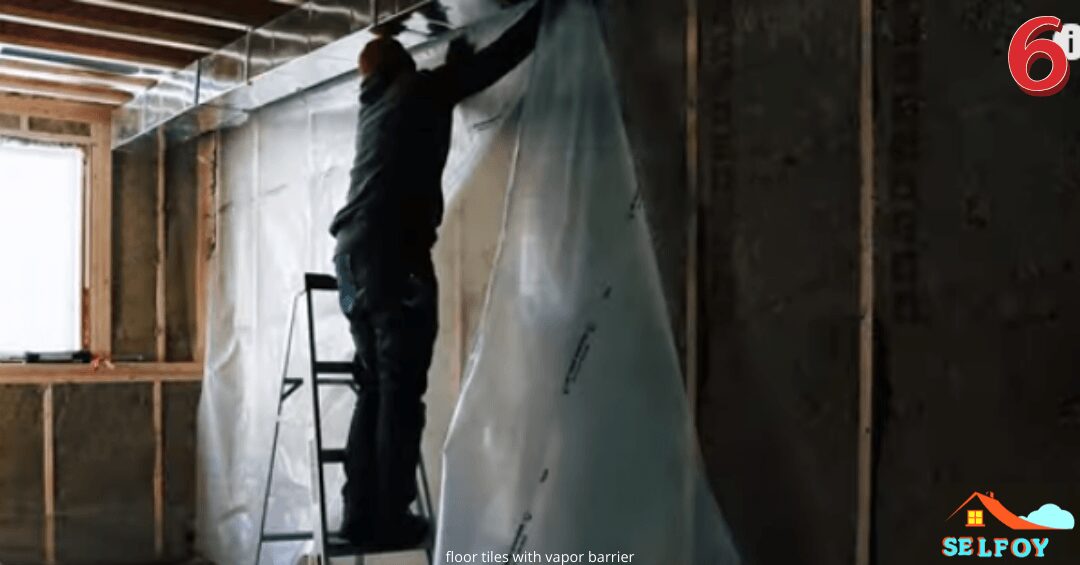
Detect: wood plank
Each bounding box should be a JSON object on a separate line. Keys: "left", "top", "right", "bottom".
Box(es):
{"left": 0, "top": 56, "right": 157, "bottom": 90}
{"left": 156, "top": 128, "right": 168, "bottom": 361}
{"left": 0, "top": 0, "right": 239, "bottom": 49}
{"left": 193, "top": 133, "right": 218, "bottom": 363}
{"left": 113, "top": 0, "right": 294, "bottom": 27}
{"left": 684, "top": 0, "right": 700, "bottom": 422}
{"left": 89, "top": 119, "right": 113, "bottom": 356}
{"left": 0, "top": 73, "right": 132, "bottom": 105}
{"left": 152, "top": 380, "right": 164, "bottom": 557}
{"left": 0, "top": 363, "right": 202, "bottom": 385}
{"left": 42, "top": 384, "right": 56, "bottom": 565}
{"left": 855, "top": 0, "right": 877, "bottom": 563}
{"left": 0, "top": 20, "right": 197, "bottom": 68}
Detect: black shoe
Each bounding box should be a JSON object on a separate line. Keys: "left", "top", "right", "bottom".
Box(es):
{"left": 339, "top": 507, "right": 377, "bottom": 547}
{"left": 375, "top": 513, "right": 430, "bottom": 550}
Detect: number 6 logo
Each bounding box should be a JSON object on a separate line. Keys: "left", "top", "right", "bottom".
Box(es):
{"left": 1009, "top": 16, "right": 1071, "bottom": 97}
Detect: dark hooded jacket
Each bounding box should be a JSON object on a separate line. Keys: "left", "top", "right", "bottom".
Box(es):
{"left": 330, "top": 4, "right": 542, "bottom": 260}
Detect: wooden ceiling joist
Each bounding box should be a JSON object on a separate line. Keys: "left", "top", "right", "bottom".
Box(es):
{"left": 0, "top": 57, "right": 157, "bottom": 90}
{"left": 111, "top": 0, "right": 295, "bottom": 27}
{"left": 0, "top": 2, "right": 306, "bottom": 109}
{"left": 0, "top": 73, "right": 132, "bottom": 105}
{"left": 0, "top": 0, "right": 241, "bottom": 50}
{"left": 0, "top": 19, "right": 197, "bottom": 68}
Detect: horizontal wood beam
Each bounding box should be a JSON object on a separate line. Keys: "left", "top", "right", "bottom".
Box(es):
{"left": 113, "top": 0, "right": 294, "bottom": 27}
{"left": 0, "top": 73, "right": 132, "bottom": 105}
{"left": 0, "top": 57, "right": 156, "bottom": 91}
{"left": 0, "top": 0, "right": 240, "bottom": 49}
{"left": 0, "top": 126, "right": 96, "bottom": 146}
{"left": 0, "top": 362, "right": 203, "bottom": 385}
{"left": 0, "top": 91, "right": 113, "bottom": 122}
{"left": 0, "top": 20, "right": 197, "bottom": 68}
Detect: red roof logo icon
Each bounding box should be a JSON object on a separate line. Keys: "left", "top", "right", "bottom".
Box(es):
{"left": 948, "top": 491, "right": 1074, "bottom": 531}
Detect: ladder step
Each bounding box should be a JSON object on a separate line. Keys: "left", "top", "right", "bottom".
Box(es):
{"left": 262, "top": 531, "right": 313, "bottom": 542}
{"left": 315, "top": 361, "right": 353, "bottom": 374}
{"left": 326, "top": 534, "right": 434, "bottom": 557}
{"left": 306, "top": 273, "right": 339, "bottom": 291}
{"left": 320, "top": 449, "right": 346, "bottom": 464}
{"left": 261, "top": 531, "right": 432, "bottom": 553}
{"left": 317, "top": 377, "right": 355, "bottom": 386}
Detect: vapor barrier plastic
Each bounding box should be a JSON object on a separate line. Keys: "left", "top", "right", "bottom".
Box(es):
{"left": 197, "top": 1, "right": 737, "bottom": 564}
{"left": 199, "top": 4, "right": 533, "bottom": 563}
{"left": 436, "top": 2, "right": 738, "bottom": 564}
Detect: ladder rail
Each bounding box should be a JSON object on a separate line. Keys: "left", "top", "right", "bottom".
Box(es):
{"left": 418, "top": 457, "right": 436, "bottom": 563}
{"left": 305, "top": 284, "right": 333, "bottom": 560}
{"left": 255, "top": 289, "right": 306, "bottom": 565}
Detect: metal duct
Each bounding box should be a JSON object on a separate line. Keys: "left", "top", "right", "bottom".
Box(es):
{"left": 111, "top": 0, "right": 458, "bottom": 149}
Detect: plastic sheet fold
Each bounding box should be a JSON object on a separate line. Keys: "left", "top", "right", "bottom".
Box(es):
{"left": 197, "top": 2, "right": 737, "bottom": 563}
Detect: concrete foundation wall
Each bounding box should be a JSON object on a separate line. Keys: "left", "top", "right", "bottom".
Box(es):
{"left": 873, "top": 1, "right": 1080, "bottom": 563}
{"left": 54, "top": 384, "right": 156, "bottom": 563}
{"left": 112, "top": 135, "right": 160, "bottom": 361}
{"left": 0, "top": 382, "right": 200, "bottom": 565}
{"left": 692, "top": 0, "right": 1080, "bottom": 563}
{"left": 165, "top": 141, "right": 201, "bottom": 363}
{"left": 696, "top": 1, "right": 861, "bottom": 564}
{"left": 0, "top": 386, "right": 44, "bottom": 564}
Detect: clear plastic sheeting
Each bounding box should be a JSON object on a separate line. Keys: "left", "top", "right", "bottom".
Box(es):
{"left": 437, "top": 2, "right": 738, "bottom": 564}
{"left": 197, "top": 1, "right": 737, "bottom": 564}
{"left": 199, "top": 5, "right": 533, "bottom": 564}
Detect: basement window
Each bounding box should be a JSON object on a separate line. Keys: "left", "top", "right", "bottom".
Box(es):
{"left": 0, "top": 138, "right": 84, "bottom": 353}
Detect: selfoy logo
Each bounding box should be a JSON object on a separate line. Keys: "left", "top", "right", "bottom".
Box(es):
{"left": 942, "top": 491, "right": 1074, "bottom": 558}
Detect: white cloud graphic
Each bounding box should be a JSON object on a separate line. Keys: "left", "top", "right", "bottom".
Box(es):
{"left": 1021, "top": 504, "right": 1075, "bottom": 530}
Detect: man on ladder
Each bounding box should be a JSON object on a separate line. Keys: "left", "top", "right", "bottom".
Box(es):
{"left": 328, "top": 0, "right": 545, "bottom": 549}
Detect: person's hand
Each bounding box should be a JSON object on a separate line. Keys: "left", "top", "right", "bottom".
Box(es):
{"left": 446, "top": 36, "right": 476, "bottom": 66}
{"left": 370, "top": 19, "right": 406, "bottom": 38}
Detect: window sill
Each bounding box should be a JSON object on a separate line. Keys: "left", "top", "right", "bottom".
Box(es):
{"left": 0, "top": 361, "right": 202, "bottom": 385}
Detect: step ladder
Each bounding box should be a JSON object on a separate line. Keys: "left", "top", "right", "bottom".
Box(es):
{"left": 255, "top": 273, "right": 436, "bottom": 565}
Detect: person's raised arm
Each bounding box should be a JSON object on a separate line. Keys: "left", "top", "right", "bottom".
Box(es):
{"left": 432, "top": 1, "right": 543, "bottom": 104}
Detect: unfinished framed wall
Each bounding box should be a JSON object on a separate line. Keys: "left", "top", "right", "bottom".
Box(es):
{"left": 111, "top": 129, "right": 217, "bottom": 366}
{"left": 0, "top": 93, "right": 210, "bottom": 565}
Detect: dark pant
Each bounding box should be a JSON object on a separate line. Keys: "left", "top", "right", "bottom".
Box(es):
{"left": 333, "top": 248, "right": 438, "bottom": 523}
